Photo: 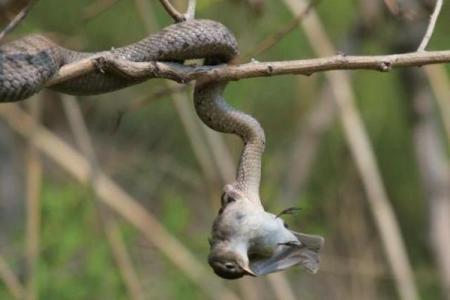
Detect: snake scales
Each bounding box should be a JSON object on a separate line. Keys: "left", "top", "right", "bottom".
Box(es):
{"left": 0, "top": 20, "right": 323, "bottom": 279}
{"left": 0, "top": 19, "right": 264, "bottom": 202}
{"left": 0, "top": 19, "right": 289, "bottom": 278}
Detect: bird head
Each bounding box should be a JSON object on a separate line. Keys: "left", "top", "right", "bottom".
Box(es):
{"left": 208, "top": 241, "right": 256, "bottom": 279}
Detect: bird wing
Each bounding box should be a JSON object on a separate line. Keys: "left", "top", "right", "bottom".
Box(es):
{"left": 249, "top": 231, "right": 324, "bottom": 276}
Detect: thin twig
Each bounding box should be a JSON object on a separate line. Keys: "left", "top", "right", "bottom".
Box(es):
{"left": 0, "top": 0, "right": 38, "bottom": 42}
{"left": 159, "top": 0, "right": 185, "bottom": 22}
{"left": 383, "top": 0, "right": 399, "bottom": 15}
{"left": 424, "top": 65, "right": 450, "bottom": 143}
{"left": 134, "top": 0, "right": 223, "bottom": 193}
{"left": 0, "top": 104, "right": 240, "bottom": 300}
{"left": 266, "top": 274, "right": 296, "bottom": 300}
{"left": 184, "top": 0, "right": 196, "bottom": 20}
{"left": 417, "top": 0, "right": 443, "bottom": 51}
{"left": 82, "top": 0, "right": 121, "bottom": 21}
{"left": 0, "top": 253, "right": 24, "bottom": 299}
{"left": 103, "top": 220, "right": 145, "bottom": 300}
{"left": 126, "top": 85, "right": 189, "bottom": 112}
{"left": 247, "top": 0, "right": 320, "bottom": 59}
{"left": 200, "top": 125, "right": 236, "bottom": 184}
{"left": 244, "top": 0, "right": 265, "bottom": 14}
{"left": 283, "top": 0, "right": 419, "bottom": 299}
{"left": 135, "top": 0, "right": 235, "bottom": 204}
{"left": 236, "top": 278, "right": 259, "bottom": 300}
{"left": 61, "top": 96, "right": 145, "bottom": 300}
{"left": 410, "top": 85, "right": 450, "bottom": 299}
{"left": 44, "top": 50, "right": 450, "bottom": 89}
{"left": 24, "top": 98, "right": 42, "bottom": 300}
{"left": 135, "top": 3, "right": 296, "bottom": 297}
{"left": 170, "top": 86, "right": 223, "bottom": 188}
{"left": 279, "top": 85, "right": 335, "bottom": 204}
{"left": 134, "top": 2, "right": 267, "bottom": 298}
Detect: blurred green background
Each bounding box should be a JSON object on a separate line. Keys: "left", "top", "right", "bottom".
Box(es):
{"left": 0, "top": 0, "right": 449, "bottom": 299}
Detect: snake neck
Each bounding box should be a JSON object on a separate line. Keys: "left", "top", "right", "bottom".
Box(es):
{"left": 194, "top": 80, "right": 265, "bottom": 203}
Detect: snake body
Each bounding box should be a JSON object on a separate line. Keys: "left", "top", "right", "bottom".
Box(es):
{"left": 0, "top": 19, "right": 265, "bottom": 202}
{"left": 1, "top": 18, "right": 322, "bottom": 279}
{"left": 194, "top": 81, "right": 265, "bottom": 204}
{"left": 0, "top": 20, "right": 238, "bottom": 100}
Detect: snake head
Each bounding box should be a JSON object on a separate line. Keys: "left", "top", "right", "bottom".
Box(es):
{"left": 221, "top": 184, "right": 244, "bottom": 206}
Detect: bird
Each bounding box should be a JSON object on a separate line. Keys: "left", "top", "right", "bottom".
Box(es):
{"left": 208, "top": 184, "right": 324, "bottom": 279}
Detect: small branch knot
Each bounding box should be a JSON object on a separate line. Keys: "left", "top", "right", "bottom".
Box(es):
{"left": 93, "top": 56, "right": 109, "bottom": 74}
{"left": 379, "top": 61, "right": 392, "bottom": 72}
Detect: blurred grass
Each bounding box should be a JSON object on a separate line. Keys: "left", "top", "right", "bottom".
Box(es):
{"left": 39, "top": 182, "right": 126, "bottom": 299}
{"left": 1, "top": 0, "right": 449, "bottom": 299}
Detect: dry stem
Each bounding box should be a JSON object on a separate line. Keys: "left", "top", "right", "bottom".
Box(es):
{"left": 0, "top": 104, "right": 240, "bottom": 300}
{"left": 158, "top": 0, "right": 186, "bottom": 22}
{"left": 0, "top": 253, "right": 24, "bottom": 299}
{"left": 61, "top": 96, "right": 145, "bottom": 300}
{"left": 0, "top": 0, "right": 38, "bottom": 42}
{"left": 184, "top": 0, "right": 196, "bottom": 20}
{"left": 247, "top": 0, "right": 320, "bottom": 59}
{"left": 282, "top": 0, "right": 419, "bottom": 299}
{"left": 44, "top": 50, "right": 450, "bottom": 90}
{"left": 417, "top": 0, "right": 443, "bottom": 51}
{"left": 24, "top": 98, "right": 42, "bottom": 300}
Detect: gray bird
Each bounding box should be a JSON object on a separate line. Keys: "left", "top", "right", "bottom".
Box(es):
{"left": 208, "top": 184, "right": 324, "bottom": 279}
{"left": 194, "top": 72, "right": 324, "bottom": 279}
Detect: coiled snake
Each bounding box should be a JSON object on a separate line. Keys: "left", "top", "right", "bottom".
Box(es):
{"left": 0, "top": 19, "right": 322, "bottom": 279}
{"left": 0, "top": 18, "right": 264, "bottom": 213}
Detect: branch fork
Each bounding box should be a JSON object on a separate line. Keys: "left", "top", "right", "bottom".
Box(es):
{"left": 45, "top": 50, "right": 450, "bottom": 89}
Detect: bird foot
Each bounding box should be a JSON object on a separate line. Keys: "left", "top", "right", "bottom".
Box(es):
{"left": 275, "top": 207, "right": 302, "bottom": 218}
{"left": 278, "top": 241, "right": 303, "bottom": 248}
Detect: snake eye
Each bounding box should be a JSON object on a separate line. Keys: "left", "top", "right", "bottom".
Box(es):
{"left": 221, "top": 192, "right": 236, "bottom": 207}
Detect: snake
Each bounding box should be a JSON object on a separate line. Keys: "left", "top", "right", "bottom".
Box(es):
{"left": 0, "top": 19, "right": 265, "bottom": 203}
{"left": 0, "top": 18, "right": 280, "bottom": 277}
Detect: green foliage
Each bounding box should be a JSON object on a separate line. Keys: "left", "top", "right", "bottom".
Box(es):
{"left": 38, "top": 182, "right": 126, "bottom": 300}
{"left": 161, "top": 191, "right": 190, "bottom": 234}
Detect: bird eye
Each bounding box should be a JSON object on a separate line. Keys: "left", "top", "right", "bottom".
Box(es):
{"left": 224, "top": 262, "right": 235, "bottom": 270}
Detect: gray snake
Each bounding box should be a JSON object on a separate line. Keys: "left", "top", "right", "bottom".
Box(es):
{"left": 0, "top": 20, "right": 237, "bottom": 100}
{"left": 0, "top": 19, "right": 321, "bottom": 279}
{"left": 0, "top": 19, "right": 264, "bottom": 205}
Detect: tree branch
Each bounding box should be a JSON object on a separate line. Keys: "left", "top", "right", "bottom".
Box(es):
{"left": 184, "top": 0, "right": 196, "bottom": 20}
{"left": 61, "top": 95, "right": 145, "bottom": 300}
{"left": 282, "top": 1, "right": 419, "bottom": 299}
{"left": 46, "top": 50, "right": 450, "bottom": 88}
{"left": 158, "top": 0, "right": 186, "bottom": 22}
{"left": 0, "top": 0, "right": 38, "bottom": 42}
{"left": 0, "top": 104, "right": 241, "bottom": 300}
{"left": 246, "top": 0, "right": 320, "bottom": 59}
{"left": 383, "top": 0, "right": 399, "bottom": 15}
{"left": 417, "top": 0, "right": 443, "bottom": 52}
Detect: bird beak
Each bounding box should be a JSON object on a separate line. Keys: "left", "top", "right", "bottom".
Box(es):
{"left": 241, "top": 264, "right": 257, "bottom": 277}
